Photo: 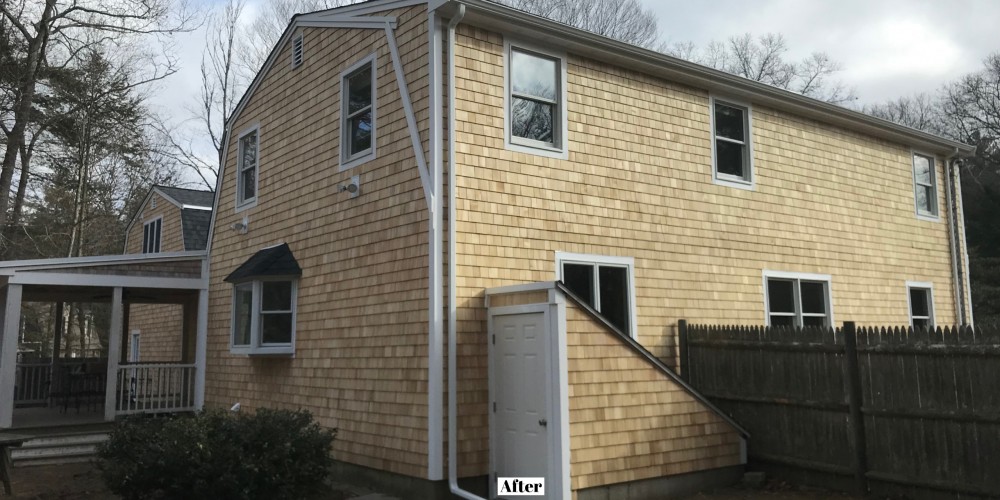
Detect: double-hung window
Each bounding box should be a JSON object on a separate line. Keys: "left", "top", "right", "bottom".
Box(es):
{"left": 557, "top": 253, "right": 636, "bottom": 336}
{"left": 237, "top": 127, "right": 258, "bottom": 207}
{"left": 907, "top": 283, "right": 934, "bottom": 329}
{"left": 912, "top": 153, "right": 938, "bottom": 219}
{"left": 340, "top": 55, "right": 376, "bottom": 169}
{"left": 506, "top": 43, "right": 567, "bottom": 158}
{"left": 142, "top": 218, "right": 161, "bottom": 254}
{"left": 711, "top": 97, "right": 754, "bottom": 188}
{"left": 232, "top": 279, "right": 297, "bottom": 355}
{"left": 764, "top": 272, "right": 832, "bottom": 327}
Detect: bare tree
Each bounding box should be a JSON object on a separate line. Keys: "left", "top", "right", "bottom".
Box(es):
{"left": 666, "top": 33, "right": 855, "bottom": 105}
{"left": 0, "top": 0, "right": 193, "bottom": 255}
{"left": 863, "top": 93, "right": 943, "bottom": 134}
{"left": 495, "top": 0, "right": 660, "bottom": 49}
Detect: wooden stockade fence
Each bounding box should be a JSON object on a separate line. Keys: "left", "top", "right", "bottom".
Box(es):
{"left": 678, "top": 320, "right": 1000, "bottom": 500}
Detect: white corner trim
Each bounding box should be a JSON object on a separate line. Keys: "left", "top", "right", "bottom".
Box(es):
{"left": 761, "top": 270, "right": 835, "bottom": 327}
{"left": 911, "top": 150, "right": 941, "bottom": 223}
{"left": 552, "top": 291, "right": 571, "bottom": 500}
{"left": 339, "top": 53, "right": 379, "bottom": 172}
{"left": 709, "top": 94, "right": 756, "bottom": 191}
{"left": 235, "top": 123, "right": 260, "bottom": 212}
{"left": 502, "top": 38, "right": 569, "bottom": 160}
{"left": 905, "top": 281, "right": 936, "bottom": 328}
{"left": 554, "top": 252, "right": 638, "bottom": 338}
{"left": 385, "top": 22, "right": 435, "bottom": 208}
{"left": 426, "top": 10, "right": 444, "bottom": 482}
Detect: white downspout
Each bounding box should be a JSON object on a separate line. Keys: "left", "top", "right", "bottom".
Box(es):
{"left": 446, "top": 5, "right": 484, "bottom": 500}
{"left": 944, "top": 149, "right": 966, "bottom": 325}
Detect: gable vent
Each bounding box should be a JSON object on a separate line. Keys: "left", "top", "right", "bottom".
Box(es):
{"left": 292, "top": 33, "right": 304, "bottom": 68}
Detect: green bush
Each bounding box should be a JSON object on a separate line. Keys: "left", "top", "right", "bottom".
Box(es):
{"left": 97, "top": 409, "right": 336, "bottom": 500}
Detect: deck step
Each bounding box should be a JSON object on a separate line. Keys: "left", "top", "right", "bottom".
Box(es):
{"left": 11, "top": 432, "right": 109, "bottom": 467}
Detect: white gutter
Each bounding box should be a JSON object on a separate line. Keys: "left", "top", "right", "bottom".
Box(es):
{"left": 944, "top": 150, "right": 964, "bottom": 325}
{"left": 426, "top": 9, "right": 444, "bottom": 482}
{"left": 445, "top": 6, "right": 483, "bottom": 500}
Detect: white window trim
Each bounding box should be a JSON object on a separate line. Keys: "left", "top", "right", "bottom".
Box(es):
{"left": 129, "top": 330, "right": 141, "bottom": 363}
{"left": 235, "top": 124, "right": 260, "bottom": 212}
{"left": 710, "top": 95, "right": 756, "bottom": 191}
{"left": 230, "top": 278, "right": 298, "bottom": 356}
{"left": 911, "top": 150, "right": 940, "bottom": 222}
{"left": 503, "top": 39, "right": 569, "bottom": 160}
{"left": 142, "top": 216, "right": 162, "bottom": 254}
{"left": 291, "top": 32, "right": 304, "bottom": 69}
{"left": 339, "top": 53, "right": 378, "bottom": 171}
{"left": 554, "top": 252, "right": 638, "bottom": 338}
{"left": 906, "top": 281, "right": 935, "bottom": 328}
{"left": 762, "top": 270, "right": 834, "bottom": 327}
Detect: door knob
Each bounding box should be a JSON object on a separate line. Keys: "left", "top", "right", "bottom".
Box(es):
{"left": 538, "top": 418, "right": 547, "bottom": 427}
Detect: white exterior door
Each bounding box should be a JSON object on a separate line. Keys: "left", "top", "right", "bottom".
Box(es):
{"left": 493, "top": 312, "right": 549, "bottom": 492}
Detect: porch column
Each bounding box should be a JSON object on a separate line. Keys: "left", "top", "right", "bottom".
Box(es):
{"left": 0, "top": 284, "right": 23, "bottom": 428}
{"left": 194, "top": 288, "right": 208, "bottom": 409}
{"left": 50, "top": 302, "right": 64, "bottom": 404}
{"left": 104, "top": 287, "right": 124, "bottom": 421}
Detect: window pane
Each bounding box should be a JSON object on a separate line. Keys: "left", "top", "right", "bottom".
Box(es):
{"left": 347, "top": 65, "right": 373, "bottom": 115}
{"left": 261, "top": 313, "right": 293, "bottom": 345}
{"left": 233, "top": 285, "right": 252, "bottom": 346}
{"left": 922, "top": 185, "right": 935, "bottom": 213}
{"left": 262, "top": 281, "right": 292, "bottom": 311}
{"left": 153, "top": 220, "right": 161, "bottom": 253}
{"left": 511, "top": 97, "right": 553, "bottom": 143}
{"left": 803, "top": 316, "right": 826, "bottom": 328}
{"left": 142, "top": 225, "right": 150, "bottom": 253}
{"left": 913, "top": 155, "right": 932, "bottom": 184}
{"left": 770, "top": 315, "right": 795, "bottom": 327}
{"left": 910, "top": 288, "right": 930, "bottom": 318}
{"left": 349, "top": 111, "right": 373, "bottom": 155}
{"left": 241, "top": 168, "right": 255, "bottom": 201}
{"left": 511, "top": 49, "right": 557, "bottom": 101}
{"left": 715, "top": 140, "right": 745, "bottom": 178}
{"left": 767, "top": 279, "right": 795, "bottom": 313}
{"left": 240, "top": 133, "right": 257, "bottom": 172}
{"left": 598, "top": 266, "right": 629, "bottom": 333}
{"left": 715, "top": 103, "right": 745, "bottom": 141}
{"left": 562, "top": 263, "right": 594, "bottom": 307}
{"left": 800, "top": 281, "right": 827, "bottom": 314}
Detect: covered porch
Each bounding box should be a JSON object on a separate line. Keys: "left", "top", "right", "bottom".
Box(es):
{"left": 0, "top": 252, "right": 208, "bottom": 429}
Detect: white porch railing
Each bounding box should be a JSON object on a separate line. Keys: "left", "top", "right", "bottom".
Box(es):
{"left": 115, "top": 363, "right": 196, "bottom": 415}
{"left": 14, "top": 363, "right": 50, "bottom": 406}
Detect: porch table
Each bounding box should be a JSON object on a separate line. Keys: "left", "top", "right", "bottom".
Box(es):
{"left": 0, "top": 433, "right": 30, "bottom": 496}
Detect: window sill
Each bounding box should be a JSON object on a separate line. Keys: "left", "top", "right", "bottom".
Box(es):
{"left": 916, "top": 212, "right": 940, "bottom": 223}
{"left": 340, "top": 151, "right": 376, "bottom": 172}
{"left": 713, "top": 174, "right": 754, "bottom": 191}
{"left": 505, "top": 139, "right": 568, "bottom": 160}
{"left": 235, "top": 199, "right": 257, "bottom": 214}
{"left": 230, "top": 345, "right": 294, "bottom": 356}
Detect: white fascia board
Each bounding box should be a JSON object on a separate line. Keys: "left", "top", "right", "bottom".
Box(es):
{"left": 295, "top": 17, "right": 398, "bottom": 29}
{"left": 181, "top": 204, "right": 213, "bottom": 211}
{"left": 152, "top": 187, "right": 185, "bottom": 210}
{"left": 485, "top": 281, "right": 557, "bottom": 296}
{"left": 10, "top": 272, "right": 206, "bottom": 290}
{"left": 0, "top": 251, "right": 207, "bottom": 271}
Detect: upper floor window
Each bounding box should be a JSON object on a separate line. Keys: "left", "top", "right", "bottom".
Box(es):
{"left": 907, "top": 282, "right": 934, "bottom": 329}
{"left": 340, "top": 54, "right": 376, "bottom": 170}
{"left": 505, "top": 43, "right": 567, "bottom": 159}
{"left": 711, "top": 97, "right": 754, "bottom": 189}
{"left": 237, "top": 126, "right": 258, "bottom": 207}
{"left": 764, "top": 271, "right": 832, "bottom": 327}
{"left": 913, "top": 153, "right": 938, "bottom": 220}
{"left": 557, "top": 252, "right": 636, "bottom": 336}
{"left": 142, "top": 217, "right": 161, "bottom": 254}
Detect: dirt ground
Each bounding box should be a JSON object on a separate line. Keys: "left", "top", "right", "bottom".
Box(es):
{"left": 684, "top": 481, "right": 863, "bottom": 500}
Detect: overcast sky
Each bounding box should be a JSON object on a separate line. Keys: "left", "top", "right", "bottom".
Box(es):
{"left": 150, "top": 0, "right": 999, "bottom": 185}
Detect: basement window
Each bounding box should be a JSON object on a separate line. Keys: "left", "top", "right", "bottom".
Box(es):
{"left": 557, "top": 253, "right": 636, "bottom": 336}
{"left": 907, "top": 283, "right": 935, "bottom": 329}
{"left": 764, "top": 271, "right": 832, "bottom": 327}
